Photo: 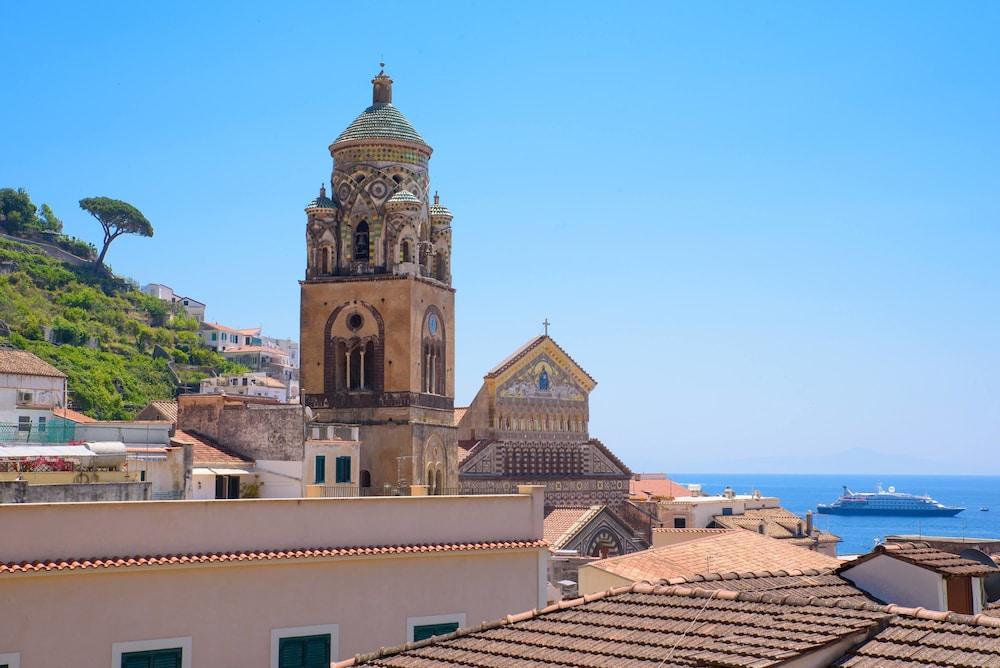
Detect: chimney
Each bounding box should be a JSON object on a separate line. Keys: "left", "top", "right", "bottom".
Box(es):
{"left": 806, "top": 510, "right": 814, "bottom": 536}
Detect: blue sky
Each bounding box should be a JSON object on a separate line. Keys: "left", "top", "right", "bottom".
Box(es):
{"left": 4, "top": 2, "right": 998, "bottom": 473}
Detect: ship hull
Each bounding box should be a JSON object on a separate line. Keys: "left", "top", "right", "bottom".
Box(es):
{"left": 816, "top": 506, "right": 963, "bottom": 517}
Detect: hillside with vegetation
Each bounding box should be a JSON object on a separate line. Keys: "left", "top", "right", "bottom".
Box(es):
{"left": 0, "top": 236, "right": 242, "bottom": 419}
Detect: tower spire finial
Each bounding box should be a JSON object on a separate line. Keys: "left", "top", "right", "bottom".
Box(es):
{"left": 434, "top": 191, "right": 440, "bottom": 206}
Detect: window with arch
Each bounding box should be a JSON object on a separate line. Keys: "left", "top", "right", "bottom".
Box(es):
{"left": 421, "top": 309, "right": 446, "bottom": 396}
{"left": 401, "top": 239, "right": 412, "bottom": 263}
{"left": 354, "top": 221, "right": 370, "bottom": 261}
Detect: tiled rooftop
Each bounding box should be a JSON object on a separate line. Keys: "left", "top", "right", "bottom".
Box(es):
{"left": 657, "top": 568, "right": 874, "bottom": 605}
{"left": 589, "top": 528, "right": 841, "bottom": 582}
{"left": 386, "top": 189, "right": 420, "bottom": 203}
{"left": 0, "top": 348, "right": 66, "bottom": 378}
{"left": 139, "top": 399, "right": 178, "bottom": 423}
{"left": 333, "top": 103, "right": 428, "bottom": 148}
{"left": 843, "top": 542, "right": 1000, "bottom": 577}
{"left": 52, "top": 406, "right": 96, "bottom": 423}
{"left": 171, "top": 430, "right": 250, "bottom": 466}
{"left": 336, "top": 582, "right": 917, "bottom": 667}
{"left": 544, "top": 506, "right": 603, "bottom": 549}
{"left": 629, "top": 475, "right": 691, "bottom": 499}
{"left": 0, "top": 540, "right": 547, "bottom": 577}
{"left": 837, "top": 613, "right": 1000, "bottom": 666}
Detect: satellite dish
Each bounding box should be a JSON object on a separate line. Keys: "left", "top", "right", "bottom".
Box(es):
{"left": 960, "top": 548, "right": 1000, "bottom": 602}
{"left": 304, "top": 406, "right": 314, "bottom": 423}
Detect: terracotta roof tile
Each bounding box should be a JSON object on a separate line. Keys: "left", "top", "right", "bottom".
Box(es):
{"left": 171, "top": 430, "right": 251, "bottom": 466}
{"left": 0, "top": 540, "right": 546, "bottom": 577}
{"left": 841, "top": 542, "right": 1000, "bottom": 577}
{"left": 590, "top": 527, "right": 841, "bottom": 582}
{"left": 544, "top": 506, "right": 603, "bottom": 549}
{"left": 0, "top": 348, "right": 67, "bottom": 378}
{"left": 138, "top": 400, "right": 178, "bottom": 423}
{"left": 657, "top": 568, "right": 874, "bottom": 604}
{"left": 337, "top": 581, "right": 1000, "bottom": 668}
{"left": 629, "top": 475, "right": 691, "bottom": 500}
{"left": 336, "top": 583, "right": 896, "bottom": 667}
{"left": 52, "top": 407, "right": 96, "bottom": 423}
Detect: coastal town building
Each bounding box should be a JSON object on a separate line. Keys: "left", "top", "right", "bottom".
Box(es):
{"left": 332, "top": 579, "right": 1000, "bottom": 668}
{"left": 198, "top": 322, "right": 263, "bottom": 352}
{"left": 134, "top": 399, "right": 178, "bottom": 424}
{"left": 141, "top": 283, "right": 206, "bottom": 322}
{"left": 838, "top": 541, "right": 999, "bottom": 615}
{"left": 0, "top": 486, "right": 548, "bottom": 665}
{"left": 299, "top": 67, "right": 457, "bottom": 493}
{"left": 200, "top": 372, "right": 294, "bottom": 403}
{"left": 0, "top": 347, "right": 67, "bottom": 436}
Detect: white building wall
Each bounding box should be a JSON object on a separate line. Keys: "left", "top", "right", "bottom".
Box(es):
{"left": 256, "top": 461, "right": 304, "bottom": 498}
{"left": 840, "top": 554, "right": 946, "bottom": 610}
{"left": 0, "top": 373, "right": 66, "bottom": 425}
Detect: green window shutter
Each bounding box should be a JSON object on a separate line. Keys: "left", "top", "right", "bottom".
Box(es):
{"left": 412, "top": 622, "right": 459, "bottom": 642}
{"left": 315, "top": 455, "right": 326, "bottom": 484}
{"left": 279, "top": 634, "right": 330, "bottom": 668}
{"left": 335, "top": 456, "right": 351, "bottom": 483}
{"left": 121, "top": 648, "right": 182, "bottom": 668}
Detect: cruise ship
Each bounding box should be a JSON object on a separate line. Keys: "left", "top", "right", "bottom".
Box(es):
{"left": 817, "top": 484, "right": 964, "bottom": 517}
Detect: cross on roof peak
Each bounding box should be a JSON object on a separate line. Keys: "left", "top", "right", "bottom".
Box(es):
{"left": 543, "top": 318, "right": 550, "bottom": 336}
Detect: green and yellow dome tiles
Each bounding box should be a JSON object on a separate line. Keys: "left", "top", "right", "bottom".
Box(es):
{"left": 333, "top": 103, "right": 428, "bottom": 148}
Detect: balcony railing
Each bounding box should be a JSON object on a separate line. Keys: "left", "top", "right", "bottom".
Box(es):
{"left": 0, "top": 420, "right": 77, "bottom": 443}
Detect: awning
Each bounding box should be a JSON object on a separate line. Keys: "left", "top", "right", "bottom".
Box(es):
{"left": 191, "top": 467, "right": 253, "bottom": 476}
{"left": 0, "top": 445, "right": 94, "bottom": 458}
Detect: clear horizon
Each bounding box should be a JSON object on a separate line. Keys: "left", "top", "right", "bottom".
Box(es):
{"left": 4, "top": 1, "right": 998, "bottom": 473}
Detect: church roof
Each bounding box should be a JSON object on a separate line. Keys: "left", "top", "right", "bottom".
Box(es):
{"left": 333, "top": 103, "right": 428, "bottom": 148}
{"left": 386, "top": 189, "right": 420, "bottom": 204}
{"left": 429, "top": 203, "right": 453, "bottom": 219}
{"left": 486, "top": 335, "right": 596, "bottom": 385}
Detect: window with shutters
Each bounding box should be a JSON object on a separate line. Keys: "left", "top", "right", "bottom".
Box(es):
{"left": 314, "top": 455, "right": 326, "bottom": 484}
{"left": 278, "top": 634, "right": 330, "bottom": 668}
{"left": 121, "top": 647, "right": 182, "bottom": 668}
{"left": 412, "top": 622, "right": 459, "bottom": 642}
{"left": 335, "top": 456, "right": 351, "bottom": 483}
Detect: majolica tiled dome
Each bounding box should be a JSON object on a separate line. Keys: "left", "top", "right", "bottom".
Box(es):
{"left": 333, "top": 104, "right": 427, "bottom": 147}
{"left": 429, "top": 192, "right": 452, "bottom": 220}
{"left": 386, "top": 190, "right": 420, "bottom": 204}
{"left": 305, "top": 185, "right": 337, "bottom": 211}
{"left": 331, "top": 68, "right": 429, "bottom": 150}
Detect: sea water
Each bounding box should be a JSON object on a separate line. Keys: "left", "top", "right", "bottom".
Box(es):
{"left": 672, "top": 473, "right": 1000, "bottom": 555}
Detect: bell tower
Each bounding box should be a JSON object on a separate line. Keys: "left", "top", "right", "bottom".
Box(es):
{"left": 300, "top": 66, "right": 456, "bottom": 492}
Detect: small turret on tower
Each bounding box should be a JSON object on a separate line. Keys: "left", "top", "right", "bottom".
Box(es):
{"left": 372, "top": 63, "right": 392, "bottom": 104}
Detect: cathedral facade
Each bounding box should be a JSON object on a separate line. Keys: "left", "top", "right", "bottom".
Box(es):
{"left": 456, "top": 335, "right": 633, "bottom": 510}
{"left": 299, "top": 68, "right": 456, "bottom": 492}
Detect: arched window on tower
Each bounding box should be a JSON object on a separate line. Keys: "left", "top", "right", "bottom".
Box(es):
{"left": 354, "top": 221, "right": 370, "bottom": 261}
{"left": 435, "top": 253, "right": 448, "bottom": 281}
{"left": 401, "top": 239, "right": 412, "bottom": 264}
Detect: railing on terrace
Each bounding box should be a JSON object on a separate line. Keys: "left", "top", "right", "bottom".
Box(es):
{"left": 0, "top": 420, "right": 77, "bottom": 444}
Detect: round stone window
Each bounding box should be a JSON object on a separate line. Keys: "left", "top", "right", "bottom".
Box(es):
{"left": 347, "top": 313, "right": 364, "bottom": 331}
